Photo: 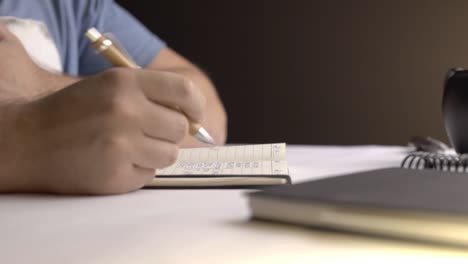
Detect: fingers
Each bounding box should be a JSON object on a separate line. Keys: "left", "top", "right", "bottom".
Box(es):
{"left": 97, "top": 69, "right": 204, "bottom": 143}
{"left": 131, "top": 136, "right": 179, "bottom": 170}
{"left": 140, "top": 101, "right": 189, "bottom": 143}
{"left": 137, "top": 71, "right": 206, "bottom": 123}
{"left": 132, "top": 164, "right": 157, "bottom": 186}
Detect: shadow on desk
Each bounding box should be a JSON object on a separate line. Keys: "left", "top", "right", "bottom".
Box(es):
{"left": 226, "top": 218, "right": 468, "bottom": 252}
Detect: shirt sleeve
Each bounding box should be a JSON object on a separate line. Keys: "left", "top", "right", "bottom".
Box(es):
{"left": 76, "top": 0, "right": 166, "bottom": 75}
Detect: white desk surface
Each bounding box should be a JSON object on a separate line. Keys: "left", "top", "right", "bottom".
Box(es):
{"left": 1, "top": 145, "right": 468, "bottom": 264}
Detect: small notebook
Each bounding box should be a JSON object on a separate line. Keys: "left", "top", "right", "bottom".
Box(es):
{"left": 248, "top": 168, "right": 468, "bottom": 247}
{"left": 145, "top": 143, "right": 291, "bottom": 188}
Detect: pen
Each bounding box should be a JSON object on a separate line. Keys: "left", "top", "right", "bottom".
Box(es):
{"left": 85, "top": 27, "right": 215, "bottom": 145}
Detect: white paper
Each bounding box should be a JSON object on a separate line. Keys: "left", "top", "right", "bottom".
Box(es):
{"left": 156, "top": 143, "right": 288, "bottom": 175}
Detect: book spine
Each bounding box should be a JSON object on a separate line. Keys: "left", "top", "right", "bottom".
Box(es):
{"left": 401, "top": 152, "right": 468, "bottom": 172}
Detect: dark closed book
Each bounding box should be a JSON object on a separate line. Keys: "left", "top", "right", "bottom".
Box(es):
{"left": 248, "top": 168, "right": 468, "bottom": 246}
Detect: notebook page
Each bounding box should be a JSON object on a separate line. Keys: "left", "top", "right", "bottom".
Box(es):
{"left": 156, "top": 143, "right": 288, "bottom": 176}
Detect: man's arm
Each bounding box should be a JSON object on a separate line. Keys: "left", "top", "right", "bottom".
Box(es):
{"left": 146, "top": 48, "right": 227, "bottom": 147}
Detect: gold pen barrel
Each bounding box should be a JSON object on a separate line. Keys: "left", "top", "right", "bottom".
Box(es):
{"left": 86, "top": 28, "right": 139, "bottom": 68}
{"left": 94, "top": 43, "right": 140, "bottom": 68}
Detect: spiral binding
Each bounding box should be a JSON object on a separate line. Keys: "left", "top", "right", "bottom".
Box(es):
{"left": 401, "top": 152, "right": 468, "bottom": 173}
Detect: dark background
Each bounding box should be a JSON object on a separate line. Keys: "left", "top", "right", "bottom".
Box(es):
{"left": 117, "top": 0, "right": 468, "bottom": 145}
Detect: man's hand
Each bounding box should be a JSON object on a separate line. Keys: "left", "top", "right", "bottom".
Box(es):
{"left": 0, "top": 23, "right": 224, "bottom": 195}
{"left": 2, "top": 69, "right": 205, "bottom": 194}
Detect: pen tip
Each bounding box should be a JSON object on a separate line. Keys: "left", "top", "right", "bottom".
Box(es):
{"left": 195, "top": 127, "right": 216, "bottom": 145}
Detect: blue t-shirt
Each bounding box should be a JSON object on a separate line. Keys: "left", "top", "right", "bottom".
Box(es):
{"left": 0, "top": 0, "right": 165, "bottom": 75}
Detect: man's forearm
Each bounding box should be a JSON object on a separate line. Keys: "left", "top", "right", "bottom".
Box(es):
{"left": 0, "top": 72, "right": 80, "bottom": 103}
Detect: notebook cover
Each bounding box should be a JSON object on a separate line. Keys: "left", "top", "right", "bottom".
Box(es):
{"left": 144, "top": 174, "right": 291, "bottom": 189}
{"left": 249, "top": 168, "right": 468, "bottom": 216}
